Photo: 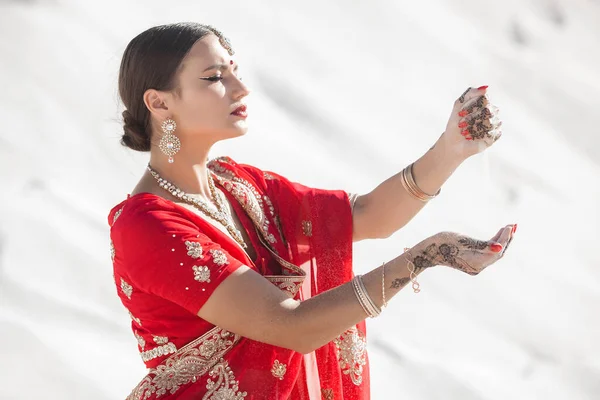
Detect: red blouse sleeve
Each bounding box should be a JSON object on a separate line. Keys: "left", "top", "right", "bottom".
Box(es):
{"left": 114, "top": 202, "right": 245, "bottom": 316}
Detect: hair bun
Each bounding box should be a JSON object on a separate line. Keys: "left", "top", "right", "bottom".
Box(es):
{"left": 121, "top": 109, "right": 151, "bottom": 152}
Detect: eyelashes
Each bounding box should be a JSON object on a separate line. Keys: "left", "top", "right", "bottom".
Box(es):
{"left": 201, "top": 75, "right": 243, "bottom": 83}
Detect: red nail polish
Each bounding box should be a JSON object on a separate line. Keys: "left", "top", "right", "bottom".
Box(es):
{"left": 465, "top": 137, "right": 473, "bottom": 141}
{"left": 477, "top": 85, "right": 488, "bottom": 90}
{"left": 461, "top": 129, "right": 469, "bottom": 136}
{"left": 459, "top": 110, "right": 468, "bottom": 117}
{"left": 458, "top": 121, "right": 468, "bottom": 128}
{"left": 512, "top": 224, "right": 518, "bottom": 234}
{"left": 490, "top": 243, "right": 503, "bottom": 253}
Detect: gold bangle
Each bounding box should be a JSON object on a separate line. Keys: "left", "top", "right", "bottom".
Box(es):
{"left": 356, "top": 275, "right": 381, "bottom": 317}
{"left": 352, "top": 276, "right": 373, "bottom": 317}
{"left": 400, "top": 163, "right": 441, "bottom": 202}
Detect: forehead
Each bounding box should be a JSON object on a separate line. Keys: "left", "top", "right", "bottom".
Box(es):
{"left": 182, "top": 34, "right": 230, "bottom": 68}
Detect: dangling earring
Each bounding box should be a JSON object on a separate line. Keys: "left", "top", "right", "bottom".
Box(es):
{"left": 159, "top": 118, "right": 180, "bottom": 164}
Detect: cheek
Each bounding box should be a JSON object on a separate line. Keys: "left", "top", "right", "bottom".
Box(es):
{"left": 180, "top": 87, "right": 227, "bottom": 123}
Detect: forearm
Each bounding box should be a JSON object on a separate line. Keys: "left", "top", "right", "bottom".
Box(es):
{"left": 355, "top": 141, "right": 464, "bottom": 239}
{"left": 291, "top": 248, "right": 431, "bottom": 354}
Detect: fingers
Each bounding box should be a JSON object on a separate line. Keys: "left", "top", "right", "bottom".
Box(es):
{"left": 456, "top": 86, "right": 488, "bottom": 105}
{"left": 500, "top": 224, "right": 517, "bottom": 256}
{"left": 459, "top": 100, "right": 502, "bottom": 143}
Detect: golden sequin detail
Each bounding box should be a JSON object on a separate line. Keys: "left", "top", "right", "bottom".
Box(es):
{"left": 333, "top": 327, "right": 367, "bottom": 386}
{"left": 120, "top": 278, "right": 133, "bottom": 299}
{"left": 113, "top": 207, "right": 123, "bottom": 224}
{"left": 140, "top": 342, "right": 177, "bottom": 363}
{"left": 153, "top": 336, "right": 169, "bottom": 345}
{"left": 271, "top": 360, "right": 287, "bottom": 380}
{"left": 209, "top": 249, "right": 229, "bottom": 266}
{"left": 128, "top": 310, "right": 142, "bottom": 326}
{"left": 302, "top": 220, "right": 313, "bottom": 237}
{"left": 110, "top": 239, "right": 116, "bottom": 261}
{"left": 185, "top": 241, "right": 203, "bottom": 258}
{"left": 126, "top": 328, "right": 241, "bottom": 399}
{"left": 205, "top": 360, "right": 247, "bottom": 399}
{"left": 193, "top": 265, "right": 211, "bottom": 283}
{"left": 134, "top": 331, "right": 146, "bottom": 349}
{"left": 322, "top": 388, "right": 334, "bottom": 400}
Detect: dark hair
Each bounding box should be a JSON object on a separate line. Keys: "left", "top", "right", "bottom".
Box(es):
{"left": 118, "top": 22, "right": 234, "bottom": 151}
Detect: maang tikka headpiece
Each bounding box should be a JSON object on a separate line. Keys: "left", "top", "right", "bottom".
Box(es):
{"left": 158, "top": 118, "right": 180, "bottom": 163}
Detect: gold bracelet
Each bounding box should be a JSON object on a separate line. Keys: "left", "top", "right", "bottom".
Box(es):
{"left": 404, "top": 247, "right": 421, "bottom": 293}
{"left": 356, "top": 275, "right": 381, "bottom": 317}
{"left": 352, "top": 276, "right": 374, "bottom": 317}
{"left": 381, "top": 262, "right": 387, "bottom": 309}
{"left": 400, "top": 163, "right": 441, "bottom": 202}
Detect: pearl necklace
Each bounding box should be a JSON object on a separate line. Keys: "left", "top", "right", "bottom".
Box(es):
{"left": 146, "top": 164, "right": 248, "bottom": 249}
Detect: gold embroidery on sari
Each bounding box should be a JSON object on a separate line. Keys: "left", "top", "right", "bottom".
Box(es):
{"left": 193, "top": 265, "right": 211, "bottom": 283}
{"left": 271, "top": 360, "right": 286, "bottom": 380}
{"left": 121, "top": 278, "right": 133, "bottom": 299}
{"left": 110, "top": 239, "right": 116, "bottom": 261}
{"left": 209, "top": 249, "right": 229, "bottom": 266}
{"left": 186, "top": 241, "right": 203, "bottom": 258}
{"left": 204, "top": 359, "right": 248, "bottom": 399}
{"left": 333, "top": 327, "right": 367, "bottom": 386}
{"left": 128, "top": 310, "right": 142, "bottom": 326}
{"left": 135, "top": 331, "right": 146, "bottom": 349}
{"left": 153, "top": 336, "right": 169, "bottom": 345}
{"left": 140, "top": 342, "right": 178, "bottom": 363}
{"left": 126, "top": 327, "right": 241, "bottom": 400}
{"left": 302, "top": 220, "right": 313, "bottom": 237}
{"left": 322, "top": 388, "right": 334, "bottom": 400}
{"left": 264, "top": 275, "right": 304, "bottom": 297}
{"left": 113, "top": 207, "right": 123, "bottom": 224}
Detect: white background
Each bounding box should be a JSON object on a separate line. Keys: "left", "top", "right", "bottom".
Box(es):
{"left": 1, "top": 0, "right": 599, "bottom": 398}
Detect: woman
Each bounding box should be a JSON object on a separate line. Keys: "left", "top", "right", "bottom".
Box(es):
{"left": 109, "top": 22, "right": 515, "bottom": 400}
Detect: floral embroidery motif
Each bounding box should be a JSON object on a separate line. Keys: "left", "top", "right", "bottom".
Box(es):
{"left": 193, "top": 265, "right": 211, "bottom": 283}
{"left": 126, "top": 328, "right": 240, "bottom": 400}
{"left": 205, "top": 360, "right": 247, "bottom": 399}
{"left": 113, "top": 207, "right": 123, "bottom": 224}
{"left": 271, "top": 360, "right": 286, "bottom": 380}
{"left": 322, "top": 388, "right": 334, "bottom": 400}
{"left": 209, "top": 249, "right": 229, "bottom": 266}
{"left": 153, "top": 336, "right": 169, "bottom": 345}
{"left": 186, "top": 241, "right": 203, "bottom": 259}
{"left": 134, "top": 331, "right": 146, "bottom": 349}
{"left": 128, "top": 310, "right": 142, "bottom": 326}
{"left": 120, "top": 278, "right": 133, "bottom": 299}
{"left": 110, "top": 239, "right": 116, "bottom": 261}
{"left": 140, "top": 342, "right": 178, "bottom": 363}
{"left": 302, "top": 220, "right": 313, "bottom": 237}
{"left": 333, "top": 327, "right": 367, "bottom": 386}
{"left": 263, "top": 172, "right": 276, "bottom": 180}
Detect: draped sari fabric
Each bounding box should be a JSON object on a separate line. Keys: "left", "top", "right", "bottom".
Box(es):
{"left": 108, "top": 156, "right": 370, "bottom": 399}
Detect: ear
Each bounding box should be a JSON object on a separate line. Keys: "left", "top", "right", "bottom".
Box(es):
{"left": 143, "top": 88, "right": 172, "bottom": 122}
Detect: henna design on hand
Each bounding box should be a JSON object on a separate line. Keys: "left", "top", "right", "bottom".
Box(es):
{"left": 390, "top": 277, "right": 411, "bottom": 289}
{"left": 458, "top": 237, "right": 489, "bottom": 250}
{"left": 458, "top": 87, "right": 472, "bottom": 104}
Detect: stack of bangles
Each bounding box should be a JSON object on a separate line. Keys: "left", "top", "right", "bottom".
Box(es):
{"left": 353, "top": 163, "right": 438, "bottom": 318}
{"left": 400, "top": 162, "right": 441, "bottom": 202}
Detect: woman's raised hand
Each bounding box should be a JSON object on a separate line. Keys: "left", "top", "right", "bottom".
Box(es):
{"left": 407, "top": 224, "right": 516, "bottom": 276}
{"left": 438, "top": 86, "right": 503, "bottom": 159}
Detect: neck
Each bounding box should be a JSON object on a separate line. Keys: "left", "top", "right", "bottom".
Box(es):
{"left": 147, "top": 146, "right": 214, "bottom": 200}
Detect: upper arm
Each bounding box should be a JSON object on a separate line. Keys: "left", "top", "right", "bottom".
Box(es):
{"left": 116, "top": 205, "right": 304, "bottom": 353}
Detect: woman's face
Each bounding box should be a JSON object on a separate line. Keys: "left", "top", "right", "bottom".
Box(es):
{"left": 166, "top": 34, "right": 251, "bottom": 141}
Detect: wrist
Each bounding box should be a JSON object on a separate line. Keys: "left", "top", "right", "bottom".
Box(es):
{"left": 432, "top": 136, "right": 469, "bottom": 165}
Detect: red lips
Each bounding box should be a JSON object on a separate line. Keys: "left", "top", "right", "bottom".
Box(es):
{"left": 231, "top": 105, "right": 247, "bottom": 115}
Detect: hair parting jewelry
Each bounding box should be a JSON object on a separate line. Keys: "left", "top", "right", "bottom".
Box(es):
{"left": 400, "top": 163, "right": 440, "bottom": 202}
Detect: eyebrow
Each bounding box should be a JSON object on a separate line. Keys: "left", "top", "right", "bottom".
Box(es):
{"left": 202, "top": 63, "right": 238, "bottom": 72}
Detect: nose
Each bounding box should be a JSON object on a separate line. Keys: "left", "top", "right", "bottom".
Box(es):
{"left": 232, "top": 76, "right": 251, "bottom": 100}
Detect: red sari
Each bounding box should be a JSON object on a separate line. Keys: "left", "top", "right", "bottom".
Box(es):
{"left": 108, "top": 156, "right": 370, "bottom": 399}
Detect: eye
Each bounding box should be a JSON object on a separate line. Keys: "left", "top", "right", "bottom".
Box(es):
{"left": 203, "top": 76, "right": 223, "bottom": 82}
